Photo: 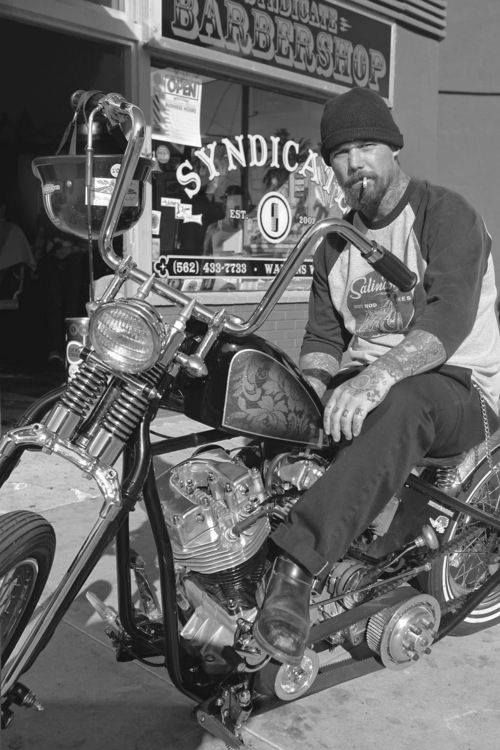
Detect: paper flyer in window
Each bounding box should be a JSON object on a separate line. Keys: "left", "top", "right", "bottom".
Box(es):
{"left": 151, "top": 68, "right": 202, "bottom": 148}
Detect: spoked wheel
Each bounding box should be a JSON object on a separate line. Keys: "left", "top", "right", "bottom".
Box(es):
{"left": 421, "top": 449, "right": 500, "bottom": 635}
{"left": 0, "top": 511, "right": 56, "bottom": 665}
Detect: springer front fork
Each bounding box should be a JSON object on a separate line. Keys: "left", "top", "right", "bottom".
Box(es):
{"left": 0, "top": 352, "right": 164, "bottom": 700}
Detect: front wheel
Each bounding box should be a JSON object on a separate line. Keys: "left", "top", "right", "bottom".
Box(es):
{"left": 0, "top": 511, "right": 56, "bottom": 664}
{"left": 421, "top": 448, "right": 500, "bottom": 635}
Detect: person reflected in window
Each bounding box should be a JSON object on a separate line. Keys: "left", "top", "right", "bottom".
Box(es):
{"left": 203, "top": 185, "right": 245, "bottom": 256}
{"left": 151, "top": 142, "right": 185, "bottom": 255}
{"left": 0, "top": 194, "right": 35, "bottom": 300}
{"left": 179, "top": 161, "right": 225, "bottom": 256}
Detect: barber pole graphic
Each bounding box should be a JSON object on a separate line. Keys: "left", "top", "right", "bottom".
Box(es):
{"left": 257, "top": 192, "right": 292, "bottom": 244}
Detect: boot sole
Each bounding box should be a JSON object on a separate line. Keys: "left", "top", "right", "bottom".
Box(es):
{"left": 253, "top": 619, "right": 305, "bottom": 666}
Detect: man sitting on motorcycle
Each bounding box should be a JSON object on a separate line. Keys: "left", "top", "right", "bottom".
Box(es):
{"left": 253, "top": 86, "right": 500, "bottom": 665}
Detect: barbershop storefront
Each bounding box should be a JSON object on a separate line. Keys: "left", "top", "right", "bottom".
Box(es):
{"left": 145, "top": 0, "right": 444, "bottom": 358}
{"left": 0, "top": 0, "right": 446, "bottom": 363}
{"left": 147, "top": 1, "right": 394, "bottom": 330}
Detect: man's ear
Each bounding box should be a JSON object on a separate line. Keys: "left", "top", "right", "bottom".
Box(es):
{"left": 392, "top": 149, "right": 400, "bottom": 158}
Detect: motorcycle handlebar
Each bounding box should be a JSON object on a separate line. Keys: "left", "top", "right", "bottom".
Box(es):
{"left": 87, "top": 91, "right": 417, "bottom": 336}
{"left": 359, "top": 241, "right": 417, "bottom": 293}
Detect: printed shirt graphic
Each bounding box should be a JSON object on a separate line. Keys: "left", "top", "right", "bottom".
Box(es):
{"left": 302, "top": 179, "right": 500, "bottom": 413}
{"left": 347, "top": 273, "right": 414, "bottom": 335}
{"left": 330, "top": 200, "right": 427, "bottom": 362}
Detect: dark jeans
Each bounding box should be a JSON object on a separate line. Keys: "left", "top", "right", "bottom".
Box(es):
{"left": 271, "top": 366, "right": 499, "bottom": 577}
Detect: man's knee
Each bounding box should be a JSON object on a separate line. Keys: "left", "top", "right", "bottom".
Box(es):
{"left": 379, "top": 378, "right": 428, "bottom": 417}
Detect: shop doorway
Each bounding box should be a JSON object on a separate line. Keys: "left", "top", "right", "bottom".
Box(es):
{"left": 0, "top": 17, "right": 126, "bottom": 373}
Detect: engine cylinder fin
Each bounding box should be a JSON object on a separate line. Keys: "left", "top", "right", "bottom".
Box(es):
{"left": 190, "top": 547, "right": 267, "bottom": 612}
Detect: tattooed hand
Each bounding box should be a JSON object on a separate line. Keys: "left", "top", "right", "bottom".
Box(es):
{"left": 323, "top": 329, "right": 447, "bottom": 441}
{"left": 323, "top": 366, "right": 393, "bottom": 441}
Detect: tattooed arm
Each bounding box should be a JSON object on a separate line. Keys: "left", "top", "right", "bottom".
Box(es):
{"left": 323, "top": 329, "right": 446, "bottom": 441}
{"left": 300, "top": 351, "right": 341, "bottom": 399}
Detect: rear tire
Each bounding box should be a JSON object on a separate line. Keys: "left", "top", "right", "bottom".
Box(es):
{"left": 421, "top": 448, "right": 500, "bottom": 635}
{"left": 0, "top": 511, "right": 56, "bottom": 664}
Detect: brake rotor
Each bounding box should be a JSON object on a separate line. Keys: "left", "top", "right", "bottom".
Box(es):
{"left": 366, "top": 593, "right": 441, "bottom": 670}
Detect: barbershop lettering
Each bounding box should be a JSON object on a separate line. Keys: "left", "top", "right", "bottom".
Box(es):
{"left": 166, "top": 0, "right": 392, "bottom": 96}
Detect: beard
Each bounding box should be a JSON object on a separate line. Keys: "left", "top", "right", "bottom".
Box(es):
{"left": 343, "top": 173, "right": 389, "bottom": 215}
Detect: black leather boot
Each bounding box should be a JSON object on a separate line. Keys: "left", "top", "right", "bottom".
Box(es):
{"left": 253, "top": 556, "right": 312, "bottom": 665}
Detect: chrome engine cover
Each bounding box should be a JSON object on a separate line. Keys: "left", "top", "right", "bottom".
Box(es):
{"left": 158, "top": 450, "right": 269, "bottom": 574}
{"left": 157, "top": 446, "right": 328, "bottom": 670}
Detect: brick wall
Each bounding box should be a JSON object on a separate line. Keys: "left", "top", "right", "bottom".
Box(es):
{"left": 158, "top": 302, "right": 309, "bottom": 364}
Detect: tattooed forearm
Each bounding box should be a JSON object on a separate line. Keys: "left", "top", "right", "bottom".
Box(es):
{"left": 367, "top": 329, "right": 446, "bottom": 384}
{"left": 300, "top": 352, "right": 340, "bottom": 397}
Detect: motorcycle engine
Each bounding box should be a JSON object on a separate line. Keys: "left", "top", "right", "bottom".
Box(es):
{"left": 158, "top": 447, "right": 270, "bottom": 574}
{"left": 156, "top": 446, "right": 328, "bottom": 672}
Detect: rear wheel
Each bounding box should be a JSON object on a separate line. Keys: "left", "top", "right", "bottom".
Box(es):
{"left": 0, "top": 511, "right": 56, "bottom": 664}
{"left": 421, "top": 449, "right": 500, "bottom": 635}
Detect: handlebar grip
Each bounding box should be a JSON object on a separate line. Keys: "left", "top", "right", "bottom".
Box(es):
{"left": 368, "top": 246, "right": 417, "bottom": 292}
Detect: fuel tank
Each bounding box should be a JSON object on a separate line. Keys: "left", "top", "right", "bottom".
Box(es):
{"left": 179, "top": 332, "right": 326, "bottom": 447}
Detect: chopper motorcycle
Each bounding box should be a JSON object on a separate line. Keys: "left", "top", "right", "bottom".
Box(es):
{"left": 1, "top": 91, "right": 500, "bottom": 749}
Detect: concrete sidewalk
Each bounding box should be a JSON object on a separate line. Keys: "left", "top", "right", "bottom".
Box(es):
{"left": 1, "top": 410, "right": 500, "bottom": 750}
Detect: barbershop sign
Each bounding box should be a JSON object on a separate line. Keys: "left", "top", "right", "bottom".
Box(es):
{"left": 163, "top": 0, "right": 394, "bottom": 99}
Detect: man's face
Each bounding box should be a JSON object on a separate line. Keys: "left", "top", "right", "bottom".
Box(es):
{"left": 156, "top": 145, "right": 170, "bottom": 164}
{"left": 329, "top": 141, "right": 398, "bottom": 211}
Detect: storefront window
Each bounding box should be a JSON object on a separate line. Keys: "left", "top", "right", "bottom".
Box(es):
{"left": 151, "top": 67, "right": 348, "bottom": 294}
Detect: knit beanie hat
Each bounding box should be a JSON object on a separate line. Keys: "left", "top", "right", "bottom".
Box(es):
{"left": 320, "top": 87, "right": 404, "bottom": 164}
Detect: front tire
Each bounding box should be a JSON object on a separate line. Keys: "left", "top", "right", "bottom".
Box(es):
{"left": 0, "top": 511, "right": 56, "bottom": 664}
{"left": 422, "top": 448, "right": 500, "bottom": 635}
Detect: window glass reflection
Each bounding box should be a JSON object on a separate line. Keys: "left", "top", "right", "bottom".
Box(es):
{"left": 151, "top": 68, "right": 347, "bottom": 293}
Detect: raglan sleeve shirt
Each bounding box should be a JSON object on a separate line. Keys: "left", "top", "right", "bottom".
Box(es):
{"left": 413, "top": 186, "right": 491, "bottom": 357}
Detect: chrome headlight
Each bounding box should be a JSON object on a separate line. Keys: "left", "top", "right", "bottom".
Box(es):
{"left": 89, "top": 299, "right": 167, "bottom": 373}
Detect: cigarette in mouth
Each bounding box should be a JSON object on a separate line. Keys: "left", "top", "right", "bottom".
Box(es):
{"left": 362, "top": 177, "right": 368, "bottom": 190}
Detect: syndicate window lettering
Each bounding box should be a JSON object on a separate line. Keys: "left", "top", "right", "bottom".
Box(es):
{"left": 176, "top": 133, "right": 340, "bottom": 201}
{"left": 168, "top": 0, "right": 390, "bottom": 91}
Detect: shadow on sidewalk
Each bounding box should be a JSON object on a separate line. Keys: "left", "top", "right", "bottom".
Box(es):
{"left": 0, "top": 365, "right": 65, "bottom": 432}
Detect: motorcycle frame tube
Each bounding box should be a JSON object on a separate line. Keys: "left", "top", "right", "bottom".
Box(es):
{"left": 117, "top": 421, "right": 234, "bottom": 700}
{"left": 150, "top": 428, "right": 234, "bottom": 457}
{"left": 122, "top": 465, "right": 201, "bottom": 700}
{"left": 0, "top": 490, "right": 132, "bottom": 698}
{"left": 407, "top": 473, "right": 500, "bottom": 532}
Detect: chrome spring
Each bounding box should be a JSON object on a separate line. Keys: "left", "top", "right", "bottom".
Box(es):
{"left": 101, "top": 384, "right": 150, "bottom": 442}
{"left": 60, "top": 360, "right": 109, "bottom": 418}
{"left": 434, "top": 466, "right": 460, "bottom": 489}
{"left": 140, "top": 362, "right": 165, "bottom": 388}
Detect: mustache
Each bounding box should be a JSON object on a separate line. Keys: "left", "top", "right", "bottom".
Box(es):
{"left": 345, "top": 173, "right": 372, "bottom": 189}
